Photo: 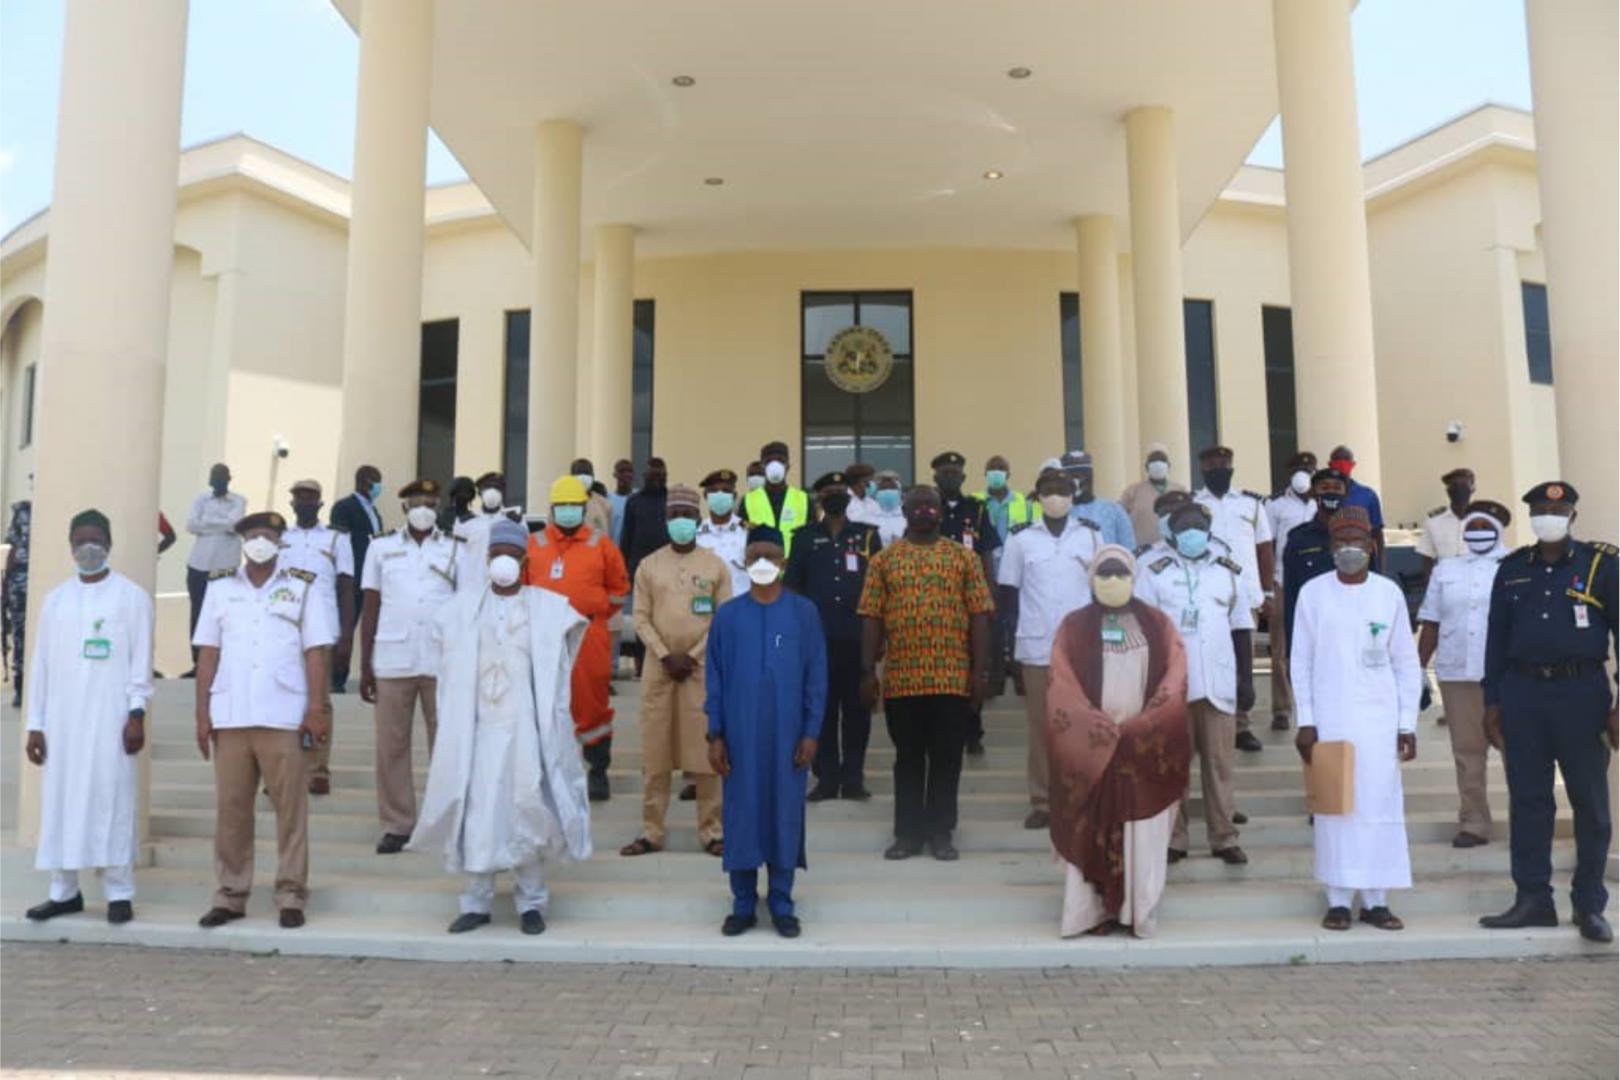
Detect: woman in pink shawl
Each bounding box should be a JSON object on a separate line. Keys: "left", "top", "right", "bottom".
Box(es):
{"left": 1047, "top": 544, "right": 1190, "bottom": 937}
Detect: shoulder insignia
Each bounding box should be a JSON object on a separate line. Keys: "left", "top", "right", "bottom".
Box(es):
{"left": 1242, "top": 489, "right": 1263, "bottom": 502}
{"left": 1076, "top": 516, "right": 1101, "bottom": 532}
{"left": 1591, "top": 542, "right": 1618, "bottom": 557}
{"left": 1149, "top": 556, "right": 1174, "bottom": 574}
{"left": 1133, "top": 543, "right": 1154, "bottom": 557}
{"left": 1215, "top": 556, "right": 1243, "bottom": 575}
{"left": 285, "top": 567, "right": 316, "bottom": 584}
{"left": 1427, "top": 505, "right": 1447, "bottom": 518}
{"left": 208, "top": 568, "right": 235, "bottom": 580}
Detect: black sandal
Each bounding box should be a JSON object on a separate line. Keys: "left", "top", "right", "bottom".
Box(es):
{"left": 703, "top": 838, "right": 725, "bottom": 857}
{"left": 618, "top": 837, "right": 662, "bottom": 857}
{"left": 1322, "top": 906, "right": 1353, "bottom": 931}
{"left": 1359, "top": 906, "right": 1405, "bottom": 931}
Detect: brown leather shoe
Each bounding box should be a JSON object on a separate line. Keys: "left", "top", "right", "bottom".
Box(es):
{"left": 1212, "top": 846, "right": 1249, "bottom": 866}
{"left": 198, "top": 907, "right": 244, "bottom": 928}
{"left": 279, "top": 909, "right": 305, "bottom": 929}
{"left": 1451, "top": 831, "right": 1488, "bottom": 849}
{"left": 308, "top": 776, "right": 330, "bottom": 796}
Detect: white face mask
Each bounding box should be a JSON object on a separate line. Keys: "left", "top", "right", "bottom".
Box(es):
{"left": 242, "top": 536, "right": 280, "bottom": 565}
{"left": 763, "top": 461, "right": 788, "bottom": 484}
{"left": 1040, "top": 493, "right": 1074, "bottom": 519}
{"left": 1463, "top": 526, "right": 1500, "bottom": 555}
{"left": 406, "top": 505, "right": 438, "bottom": 532}
{"left": 1290, "top": 470, "right": 1312, "bottom": 495}
{"left": 746, "top": 558, "right": 781, "bottom": 586}
{"left": 487, "top": 554, "right": 522, "bottom": 588}
{"left": 1145, "top": 460, "right": 1170, "bottom": 482}
{"left": 746, "top": 474, "right": 766, "bottom": 491}
{"left": 480, "top": 488, "right": 503, "bottom": 511}
{"left": 573, "top": 473, "right": 594, "bottom": 491}
{"left": 72, "top": 543, "right": 109, "bottom": 576}
{"left": 1529, "top": 514, "right": 1571, "bottom": 543}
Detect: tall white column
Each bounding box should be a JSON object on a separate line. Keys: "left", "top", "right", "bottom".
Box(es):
{"left": 1273, "top": 0, "right": 1382, "bottom": 489}
{"left": 18, "top": 0, "right": 189, "bottom": 844}
{"left": 1525, "top": 0, "right": 1618, "bottom": 539}
{"left": 337, "top": 0, "right": 433, "bottom": 496}
{"left": 526, "top": 120, "right": 584, "bottom": 508}
{"left": 1075, "top": 216, "right": 1127, "bottom": 492}
{"left": 1125, "top": 107, "right": 1191, "bottom": 485}
{"left": 1117, "top": 253, "right": 1142, "bottom": 466}
{"left": 590, "top": 225, "right": 636, "bottom": 469}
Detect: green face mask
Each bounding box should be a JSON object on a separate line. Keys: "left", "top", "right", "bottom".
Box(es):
{"left": 986, "top": 469, "right": 1008, "bottom": 491}
{"left": 667, "top": 517, "right": 699, "bottom": 545}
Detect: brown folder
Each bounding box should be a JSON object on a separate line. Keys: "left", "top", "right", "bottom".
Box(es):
{"left": 1304, "top": 740, "right": 1355, "bottom": 816}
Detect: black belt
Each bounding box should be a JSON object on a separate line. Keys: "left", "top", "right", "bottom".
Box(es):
{"left": 1510, "top": 660, "right": 1605, "bottom": 681}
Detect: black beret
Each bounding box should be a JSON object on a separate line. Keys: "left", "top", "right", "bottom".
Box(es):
{"left": 746, "top": 525, "right": 784, "bottom": 548}
{"left": 398, "top": 478, "right": 440, "bottom": 499}
{"left": 1286, "top": 451, "right": 1317, "bottom": 469}
{"left": 236, "top": 511, "right": 287, "bottom": 536}
{"left": 1441, "top": 467, "right": 1475, "bottom": 483}
{"left": 701, "top": 469, "right": 738, "bottom": 489}
{"left": 1153, "top": 490, "right": 1193, "bottom": 515}
{"left": 1523, "top": 481, "right": 1577, "bottom": 506}
{"left": 1198, "top": 444, "right": 1235, "bottom": 459}
{"left": 1168, "top": 502, "right": 1212, "bottom": 530}
{"left": 1311, "top": 468, "right": 1345, "bottom": 486}
{"left": 1464, "top": 499, "right": 1512, "bottom": 527}
{"left": 930, "top": 451, "right": 966, "bottom": 469}
{"left": 474, "top": 471, "right": 505, "bottom": 489}
{"left": 812, "top": 471, "right": 848, "bottom": 491}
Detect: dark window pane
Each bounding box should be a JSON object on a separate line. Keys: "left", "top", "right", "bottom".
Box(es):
{"left": 632, "top": 299, "right": 656, "bottom": 468}
{"left": 858, "top": 357, "right": 912, "bottom": 426}
{"left": 1183, "top": 300, "right": 1219, "bottom": 467}
{"left": 1262, "top": 305, "right": 1297, "bottom": 494}
{"left": 803, "top": 294, "right": 855, "bottom": 355}
{"left": 1059, "top": 292, "right": 1083, "bottom": 451}
{"left": 21, "top": 363, "right": 35, "bottom": 448}
{"left": 801, "top": 291, "right": 914, "bottom": 483}
{"left": 417, "top": 319, "right": 458, "bottom": 491}
{"left": 503, "top": 310, "right": 530, "bottom": 503}
{"left": 857, "top": 292, "right": 912, "bottom": 355}
{"left": 1522, "top": 282, "right": 1552, "bottom": 386}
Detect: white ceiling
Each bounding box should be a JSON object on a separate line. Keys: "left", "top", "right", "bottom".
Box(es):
{"left": 337, "top": 0, "right": 1280, "bottom": 256}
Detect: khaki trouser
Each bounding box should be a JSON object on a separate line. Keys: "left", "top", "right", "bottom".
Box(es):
{"left": 374, "top": 675, "right": 438, "bottom": 835}
{"left": 1269, "top": 615, "right": 1293, "bottom": 721}
{"left": 213, "top": 727, "right": 308, "bottom": 913}
{"left": 1172, "top": 699, "right": 1239, "bottom": 852}
{"left": 1022, "top": 664, "right": 1052, "bottom": 810}
{"left": 1440, "top": 680, "right": 1492, "bottom": 839}
{"left": 642, "top": 771, "right": 723, "bottom": 847}
{"left": 306, "top": 646, "right": 335, "bottom": 781}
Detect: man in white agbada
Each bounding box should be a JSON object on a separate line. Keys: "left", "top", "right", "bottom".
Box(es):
{"left": 408, "top": 518, "right": 592, "bottom": 935}
{"left": 1292, "top": 507, "right": 1422, "bottom": 932}
{"left": 24, "top": 509, "right": 153, "bottom": 924}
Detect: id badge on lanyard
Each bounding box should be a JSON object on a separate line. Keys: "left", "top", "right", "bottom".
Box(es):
{"left": 82, "top": 615, "right": 111, "bottom": 660}
{"left": 550, "top": 558, "right": 565, "bottom": 581}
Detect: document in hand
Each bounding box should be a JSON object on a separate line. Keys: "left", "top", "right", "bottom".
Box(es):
{"left": 1304, "top": 740, "right": 1355, "bottom": 816}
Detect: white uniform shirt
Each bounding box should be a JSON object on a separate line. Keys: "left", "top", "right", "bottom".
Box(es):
{"left": 1135, "top": 548, "right": 1254, "bottom": 714}
{"left": 1263, "top": 492, "right": 1316, "bottom": 587}
{"left": 996, "top": 518, "right": 1100, "bottom": 665}
{"left": 871, "top": 506, "right": 907, "bottom": 546}
{"left": 185, "top": 491, "right": 248, "bottom": 572}
{"left": 362, "top": 529, "right": 461, "bottom": 678}
{"left": 1194, "top": 488, "right": 1272, "bottom": 608}
{"left": 454, "top": 509, "right": 523, "bottom": 595}
{"left": 1416, "top": 547, "right": 1506, "bottom": 681}
{"left": 1415, "top": 507, "right": 1467, "bottom": 561}
{"left": 280, "top": 524, "right": 354, "bottom": 630}
{"left": 847, "top": 493, "right": 881, "bottom": 525}
{"left": 193, "top": 566, "right": 336, "bottom": 731}
{"left": 696, "top": 517, "right": 751, "bottom": 601}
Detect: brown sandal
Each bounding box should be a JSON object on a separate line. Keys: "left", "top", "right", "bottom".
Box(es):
{"left": 619, "top": 837, "right": 662, "bottom": 857}
{"left": 703, "top": 838, "right": 725, "bottom": 857}
{"left": 1322, "top": 906, "right": 1353, "bottom": 931}
{"left": 1359, "top": 906, "right": 1405, "bottom": 931}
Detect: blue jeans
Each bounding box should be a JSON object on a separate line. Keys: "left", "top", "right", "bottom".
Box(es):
{"left": 731, "top": 866, "right": 795, "bottom": 919}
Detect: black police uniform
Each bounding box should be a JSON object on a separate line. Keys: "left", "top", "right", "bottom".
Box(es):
{"left": 1484, "top": 521, "right": 1618, "bottom": 920}
{"left": 784, "top": 517, "right": 883, "bottom": 797}
{"left": 1281, "top": 515, "right": 1335, "bottom": 659}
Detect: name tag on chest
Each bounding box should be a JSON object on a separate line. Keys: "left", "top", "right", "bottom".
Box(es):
{"left": 82, "top": 637, "right": 112, "bottom": 660}
{"left": 550, "top": 558, "right": 565, "bottom": 581}
{"left": 1575, "top": 604, "right": 1591, "bottom": 629}
{"left": 691, "top": 595, "right": 715, "bottom": 616}
{"left": 845, "top": 552, "right": 861, "bottom": 572}
{"left": 1180, "top": 607, "right": 1199, "bottom": 632}
{"left": 1101, "top": 626, "right": 1126, "bottom": 645}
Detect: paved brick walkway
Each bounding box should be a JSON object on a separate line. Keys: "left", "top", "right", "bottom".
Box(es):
{"left": 2, "top": 945, "right": 1614, "bottom": 1078}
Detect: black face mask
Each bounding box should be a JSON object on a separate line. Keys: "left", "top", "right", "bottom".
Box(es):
{"left": 934, "top": 474, "right": 963, "bottom": 497}
{"left": 820, "top": 492, "right": 852, "bottom": 517}
{"left": 1202, "top": 467, "right": 1234, "bottom": 497}
{"left": 1447, "top": 482, "right": 1473, "bottom": 505}
{"left": 293, "top": 504, "right": 321, "bottom": 528}
{"left": 210, "top": 479, "right": 229, "bottom": 496}
{"left": 1317, "top": 492, "right": 1344, "bottom": 514}
{"left": 1074, "top": 474, "right": 1094, "bottom": 500}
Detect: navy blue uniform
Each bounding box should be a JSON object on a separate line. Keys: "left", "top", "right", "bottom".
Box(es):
{"left": 939, "top": 496, "right": 997, "bottom": 744}
{"left": 784, "top": 519, "right": 882, "bottom": 793}
{"left": 1281, "top": 517, "right": 1335, "bottom": 659}
{"left": 1483, "top": 539, "right": 1619, "bottom": 916}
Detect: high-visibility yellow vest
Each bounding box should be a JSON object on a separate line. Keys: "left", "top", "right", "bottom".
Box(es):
{"left": 973, "top": 489, "right": 1037, "bottom": 537}
{"left": 743, "top": 485, "right": 810, "bottom": 556}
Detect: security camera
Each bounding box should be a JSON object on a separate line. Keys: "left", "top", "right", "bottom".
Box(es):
{"left": 273, "top": 435, "right": 291, "bottom": 459}
{"left": 1445, "top": 421, "right": 1463, "bottom": 444}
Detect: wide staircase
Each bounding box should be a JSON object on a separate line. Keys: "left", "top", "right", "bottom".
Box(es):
{"left": 1, "top": 673, "right": 1609, "bottom": 968}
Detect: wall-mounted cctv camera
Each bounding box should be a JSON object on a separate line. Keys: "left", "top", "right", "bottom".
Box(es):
{"left": 1445, "top": 421, "right": 1464, "bottom": 444}
{"left": 273, "top": 435, "right": 291, "bottom": 459}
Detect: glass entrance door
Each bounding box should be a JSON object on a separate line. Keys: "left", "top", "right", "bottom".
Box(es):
{"left": 800, "top": 291, "right": 915, "bottom": 483}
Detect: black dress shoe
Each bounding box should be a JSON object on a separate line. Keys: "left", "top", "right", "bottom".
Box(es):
{"left": 1270, "top": 714, "right": 1290, "bottom": 732}
{"left": 965, "top": 737, "right": 985, "bottom": 757}
{"left": 930, "top": 836, "right": 959, "bottom": 862}
{"left": 375, "top": 832, "right": 410, "bottom": 855}
{"left": 1235, "top": 730, "right": 1264, "bottom": 753}
{"left": 1479, "top": 898, "right": 1559, "bottom": 929}
{"left": 10, "top": 688, "right": 21, "bottom": 708}
{"left": 721, "top": 913, "right": 757, "bottom": 936}
{"left": 884, "top": 839, "right": 923, "bottom": 861}
{"left": 1023, "top": 809, "right": 1050, "bottom": 830}
{"left": 772, "top": 914, "right": 802, "bottom": 938}
{"left": 279, "top": 909, "right": 305, "bottom": 929}
{"left": 1451, "top": 831, "right": 1488, "bottom": 849}
{"left": 1575, "top": 912, "right": 1614, "bottom": 943}
{"left": 1166, "top": 848, "right": 1188, "bottom": 864}
{"left": 448, "top": 912, "right": 491, "bottom": 933}
{"left": 520, "top": 909, "right": 547, "bottom": 935}
{"left": 26, "top": 893, "right": 84, "bottom": 921}
{"left": 1212, "top": 846, "right": 1249, "bottom": 866}
{"left": 678, "top": 783, "right": 697, "bottom": 801}
{"left": 107, "top": 900, "right": 133, "bottom": 925}
{"left": 1232, "top": 809, "right": 1249, "bottom": 825}
{"left": 198, "top": 907, "right": 244, "bottom": 928}
{"left": 806, "top": 784, "right": 838, "bottom": 803}
{"left": 841, "top": 785, "right": 873, "bottom": 802}
{"left": 587, "top": 770, "right": 611, "bottom": 802}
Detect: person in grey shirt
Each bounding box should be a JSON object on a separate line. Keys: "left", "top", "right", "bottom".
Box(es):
{"left": 183, "top": 463, "right": 246, "bottom": 674}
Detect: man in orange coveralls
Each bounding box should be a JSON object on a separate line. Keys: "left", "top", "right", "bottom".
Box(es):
{"left": 526, "top": 475, "right": 631, "bottom": 802}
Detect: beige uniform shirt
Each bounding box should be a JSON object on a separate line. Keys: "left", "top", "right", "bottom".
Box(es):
{"left": 632, "top": 545, "right": 733, "bottom": 660}
{"left": 1119, "top": 478, "right": 1185, "bottom": 549}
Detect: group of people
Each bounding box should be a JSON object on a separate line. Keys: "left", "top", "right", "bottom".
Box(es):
{"left": 14, "top": 437, "right": 1617, "bottom": 944}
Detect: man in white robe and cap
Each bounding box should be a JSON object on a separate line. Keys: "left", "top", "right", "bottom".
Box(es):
{"left": 408, "top": 518, "right": 592, "bottom": 935}
{"left": 24, "top": 508, "right": 153, "bottom": 924}
{"left": 1292, "top": 507, "right": 1422, "bottom": 931}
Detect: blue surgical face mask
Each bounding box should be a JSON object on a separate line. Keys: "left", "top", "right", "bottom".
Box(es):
{"left": 667, "top": 517, "right": 699, "bottom": 545}
{"left": 1174, "top": 528, "right": 1210, "bottom": 559}
{"left": 706, "top": 491, "right": 735, "bottom": 517}
{"left": 986, "top": 469, "right": 1008, "bottom": 491}
{"left": 876, "top": 488, "right": 902, "bottom": 512}
{"left": 552, "top": 504, "right": 585, "bottom": 529}
{"left": 368, "top": 481, "right": 384, "bottom": 501}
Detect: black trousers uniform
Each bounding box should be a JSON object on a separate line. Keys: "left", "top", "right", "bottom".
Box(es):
{"left": 885, "top": 693, "right": 971, "bottom": 843}
{"left": 815, "top": 638, "right": 871, "bottom": 792}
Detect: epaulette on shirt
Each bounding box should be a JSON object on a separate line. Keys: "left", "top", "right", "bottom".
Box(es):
{"left": 1428, "top": 505, "right": 1448, "bottom": 518}
{"left": 1076, "top": 516, "right": 1102, "bottom": 532}
{"left": 1215, "top": 555, "right": 1243, "bottom": 576}
{"left": 1149, "top": 556, "right": 1175, "bottom": 574}
{"left": 1242, "top": 490, "right": 1264, "bottom": 502}
{"left": 1133, "top": 542, "right": 1155, "bottom": 558}
{"left": 285, "top": 567, "right": 316, "bottom": 584}
{"left": 1590, "top": 542, "right": 1618, "bottom": 557}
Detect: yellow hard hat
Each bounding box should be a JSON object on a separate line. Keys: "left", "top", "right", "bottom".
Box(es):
{"left": 550, "top": 475, "right": 588, "bottom": 503}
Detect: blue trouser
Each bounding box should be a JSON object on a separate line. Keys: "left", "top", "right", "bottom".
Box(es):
{"left": 730, "top": 865, "right": 795, "bottom": 919}
{"left": 1501, "top": 671, "right": 1613, "bottom": 915}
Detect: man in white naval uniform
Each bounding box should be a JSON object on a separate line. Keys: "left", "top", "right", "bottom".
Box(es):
{"left": 280, "top": 479, "right": 354, "bottom": 795}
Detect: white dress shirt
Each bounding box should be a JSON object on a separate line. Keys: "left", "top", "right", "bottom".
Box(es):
{"left": 1263, "top": 492, "right": 1316, "bottom": 587}
{"left": 361, "top": 529, "right": 461, "bottom": 679}
{"left": 185, "top": 491, "right": 248, "bottom": 572}
{"left": 1134, "top": 548, "right": 1254, "bottom": 714}
{"left": 871, "top": 506, "right": 907, "bottom": 546}
{"left": 1416, "top": 507, "right": 1467, "bottom": 561}
{"left": 696, "top": 517, "right": 750, "bottom": 601}
{"left": 192, "top": 566, "right": 336, "bottom": 731}
{"left": 355, "top": 491, "right": 383, "bottom": 535}
{"left": 996, "top": 518, "right": 1100, "bottom": 665}
{"left": 1194, "top": 488, "right": 1272, "bottom": 608}
{"left": 847, "top": 493, "right": 881, "bottom": 525}
{"left": 280, "top": 524, "right": 355, "bottom": 630}
{"left": 1416, "top": 547, "right": 1507, "bottom": 681}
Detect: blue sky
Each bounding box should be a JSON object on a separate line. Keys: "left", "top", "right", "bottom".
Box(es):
{"left": 0, "top": 0, "right": 1533, "bottom": 234}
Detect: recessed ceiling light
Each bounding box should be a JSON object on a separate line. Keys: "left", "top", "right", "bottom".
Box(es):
{"left": 704, "top": 177, "right": 725, "bottom": 186}
{"left": 672, "top": 75, "right": 696, "bottom": 87}
{"left": 983, "top": 169, "right": 1004, "bottom": 180}
{"left": 1007, "top": 66, "right": 1032, "bottom": 79}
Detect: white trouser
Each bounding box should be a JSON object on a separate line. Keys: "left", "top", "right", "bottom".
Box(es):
{"left": 460, "top": 858, "right": 547, "bottom": 915}
{"left": 51, "top": 866, "right": 135, "bottom": 903}
{"left": 1325, "top": 886, "right": 1387, "bottom": 909}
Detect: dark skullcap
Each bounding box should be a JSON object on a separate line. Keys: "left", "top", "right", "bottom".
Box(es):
{"left": 69, "top": 508, "right": 110, "bottom": 540}
{"left": 747, "top": 525, "right": 784, "bottom": 548}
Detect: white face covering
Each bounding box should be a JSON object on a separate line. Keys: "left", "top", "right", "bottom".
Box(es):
{"left": 242, "top": 536, "right": 280, "bottom": 565}
{"left": 1040, "top": 493, "right": 1074, "bottom": 519}
{"left": 746, "top": 558, "right": 781, "bottom": 586}
{"left": 406, "top": 505, "right": 438, "bottom": 532}
{"left": 487, "top": 554, "right": 522, "bottom": 588}
{"left": 573, "top": 473, "right": 594, "bottom": 491}
{"left": 763, "top": 461, "right": 788, "bottom": 484}
{"left": 480, "top": 488, "right": 503, "bottom": 511}
{"left": 1463, "top": 524, "right": 1500, "bottom": 555}
{"left": 746, "top": 474, "right": 766, "bottom": 491}
{"left": 1290, "top": 470, "right": 1312, "bottom": 495}
{"left": 1529, "top": 514, "right": 1571, "bottom": 543}
{"left": 1145, "top": 460, "right": 1170, "bottom": 482}
{"left": 72, "top": 543, "right": 109, "bottom": 576}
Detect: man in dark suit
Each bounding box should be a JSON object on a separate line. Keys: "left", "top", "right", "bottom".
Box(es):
{"left": 328, "top": 464, "right": 384, "bottom": 693}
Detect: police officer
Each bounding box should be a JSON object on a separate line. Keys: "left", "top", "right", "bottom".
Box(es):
{"left": 1479, "top": 481, "right": 1618, "bottom": 943}
{"left": 280, "top": 480, "right": 355, "bottom": 795}
{"left": 192, "top": 511, "right": 335, "bottom": 930}
{"left": 360, "top": 478, "right": 462, "bottom": 854}
{"left": 697, "top": 468, "right": 750, "bottom": 600}
{"left": 1281, "top": 467, "right": 1349, "bottom": 666}
{"left": 785, "top": 471, "right": 882, "bottom": 801}
{"left": 933, "top": 450, "right": 999, "bottom": 755}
